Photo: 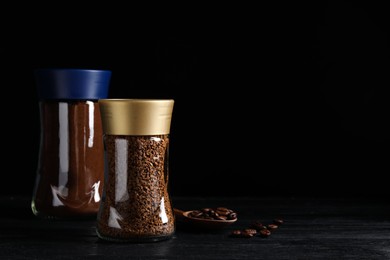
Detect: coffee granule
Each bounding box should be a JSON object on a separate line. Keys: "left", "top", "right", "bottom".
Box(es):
{"left": 96, "top": 135, "right": 175, "bottom": 242}
{"left": 32, "top": 101, "right": 104, "bottom": 219}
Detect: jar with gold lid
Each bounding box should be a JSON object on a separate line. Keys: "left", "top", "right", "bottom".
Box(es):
{"left": 97, "top": 99, "right": 175, "bottom": 242}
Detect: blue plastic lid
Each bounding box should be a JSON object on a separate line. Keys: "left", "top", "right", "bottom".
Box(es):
{"left": 35, "top": 68, "right": 112, "bottom": 100}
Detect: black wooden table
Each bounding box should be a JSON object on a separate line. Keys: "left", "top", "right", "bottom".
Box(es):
{"left": 1, "top": 196, "right": 389, "bottom": 259}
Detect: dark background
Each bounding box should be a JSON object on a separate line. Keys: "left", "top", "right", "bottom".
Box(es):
{"left": 1, "top": 1, "right": 388, "bottom": 198}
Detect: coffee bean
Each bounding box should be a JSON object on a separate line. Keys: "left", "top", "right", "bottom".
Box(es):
{"left": 250, "top": 220, "right": 264, "bottom": 231}
{"left": 259, "top": 229, "right": 271, "bottom": 237}
{"left": 273, "top": 219, "right": 284, "bottom": 225}
{"left": 240, "top": 230, "right": 254, "bottom": 238}
{"left": 215, "top": 215, "right": 227, "bottom": 221}
{"left": 267, "top": 224, "right": 278, "bottom": 231}
{"left": 243, "top": 229, "right": 257, "bottom": 235}
{"left": 217, "top": 207, "right": 230, "bottom": 212}
{"left": 227, "top": 212, "right": 237, "bottom": 220}
{"left": 189, "top": 210, "right": 203, "bottom": 218}
{"left": 230, "top": 230, "right": 242, "bottom": 237}
{"left": 202, "top": 208, "right": 213, "bottom": 214}
{"left": 216, "top": 207, "right": 231, "bottom": 216}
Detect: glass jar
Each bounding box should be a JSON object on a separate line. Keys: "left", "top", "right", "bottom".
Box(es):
{"left": 32, "top": 69, "right": 111, "bottom": 219}
{"left": 97, "top": 99, "right": 175, "bottom": 242}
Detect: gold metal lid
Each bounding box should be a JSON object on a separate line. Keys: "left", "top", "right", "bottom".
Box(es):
{"left": 99, "top": 99, "right": 174, "bottom": 135}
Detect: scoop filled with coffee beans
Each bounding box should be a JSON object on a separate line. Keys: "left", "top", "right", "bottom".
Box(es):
{"left": 173, "top": 207, "right": 238, "bottom": 229}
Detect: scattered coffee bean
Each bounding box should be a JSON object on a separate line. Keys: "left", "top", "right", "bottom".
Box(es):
{"left": 267, "top": 224, "right": 278, "bottom": 231}
{"left": 273, "top": 219, "right": 284, "bottom": 225}
{"left": 230, "top": 230, "right": 242, "bottom": 237}
{"left": 243, "top": 229, "right": 257, "bottom": 235}
{"left": 241, "top": 229, "right": 255, "bottom": 238}
{"left": 229, "top": 217, "right": 284, "bottom": 239}
{"left": 230, "top": 229, "right": 254, "bottom": 238}
{"left": 259, "top": 229, "right": 271, "bottom": 237}
{"left": 250, "top": 220, "right": 264, "bottom": 231}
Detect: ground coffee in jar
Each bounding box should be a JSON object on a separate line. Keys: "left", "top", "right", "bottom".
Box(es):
{"left": 97, "top": 99, "right": 175, "bottom": 242}
{"left": 32, "top": 69, "right": 111, "bottom": 219}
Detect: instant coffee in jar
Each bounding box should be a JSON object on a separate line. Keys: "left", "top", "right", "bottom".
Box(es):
{"left": 32, "top": 69, "right": 111, "bottom": 219}
{"left": 97, "top": 99, "right": 175, "bottom": 242}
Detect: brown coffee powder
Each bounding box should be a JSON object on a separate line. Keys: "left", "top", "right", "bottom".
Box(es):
{"left": 32, "top": 101, "right": 104, "bottom": 219}
{"left": 96, "top": 134, "right": 175, "bottom": 242}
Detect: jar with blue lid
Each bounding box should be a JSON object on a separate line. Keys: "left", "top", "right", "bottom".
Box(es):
{"left": 32, "top": 68, "right": 111, "bottom": 219}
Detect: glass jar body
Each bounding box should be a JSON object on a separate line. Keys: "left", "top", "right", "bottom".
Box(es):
{"left": 31, "top": 100, "right": 104, "bottom": 219}
{"left": 96, "top": 134, "right": 175, "bottom": 242}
